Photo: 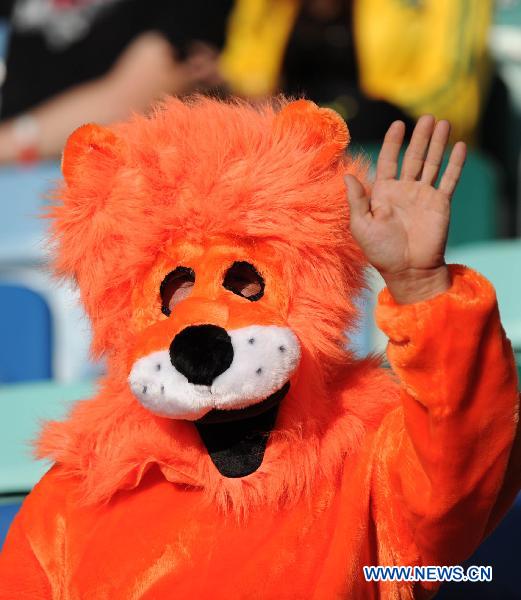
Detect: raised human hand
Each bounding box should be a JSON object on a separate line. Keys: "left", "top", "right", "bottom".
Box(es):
{"left": 345, "top": 115, "right": 467, "bottom": 304}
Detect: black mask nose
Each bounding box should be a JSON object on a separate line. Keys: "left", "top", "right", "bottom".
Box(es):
{"left": 170, "top": 324, "right": 234, "bottom": 386}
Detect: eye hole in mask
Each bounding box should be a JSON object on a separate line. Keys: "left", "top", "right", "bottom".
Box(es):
{"left": 160, "top": 266, "right": 195, "bottom": 316}
{"left": 223, "top": 261, "right": 264, "bottom": 302}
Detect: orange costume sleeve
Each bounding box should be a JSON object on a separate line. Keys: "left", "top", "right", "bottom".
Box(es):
{"left": 0, "top": 266, "right": 519, "bottom": 599}
{"left": 370, "top": 265, "right": 520, "bottom": 594}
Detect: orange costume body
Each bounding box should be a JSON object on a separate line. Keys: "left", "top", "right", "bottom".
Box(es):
{"left": 0, "top": 98, "right": 520, "bottom": 599}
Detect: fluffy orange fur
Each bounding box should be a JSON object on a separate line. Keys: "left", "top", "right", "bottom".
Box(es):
{"left": 37, "top": 96, "right": 398, "bottom": 513}
{"left": 3, "top": 97, "right": 520, "bottom": 599}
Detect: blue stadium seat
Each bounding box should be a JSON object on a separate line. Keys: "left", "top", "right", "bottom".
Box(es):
{"left": 0, "top": 500, "right": 24, "bottom": 550}
{"left": 0, "top": 160, "right": 102, "bottom": 383}
{"left": 0, "top": 283, "right": 52, "bottom": 383}
{"left": 0, "top": 161, "right": 61, "bottom": 265}
{"left": 0, "top": 380, "right": 94, "bottom": 548}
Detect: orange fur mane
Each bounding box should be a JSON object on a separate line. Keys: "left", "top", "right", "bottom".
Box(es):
{"left": 37, "top": 96, "right": 399, "bottom": 512}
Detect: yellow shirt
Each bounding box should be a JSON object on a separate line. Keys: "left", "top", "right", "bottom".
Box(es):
{"left": 354, "top": 0, "right": 493, "bottom": 141}
{"left": 221, "top": 0, "right": 492, "bottom": 141}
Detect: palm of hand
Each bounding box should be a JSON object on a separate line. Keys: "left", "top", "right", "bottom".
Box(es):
{"left": 346, "top": 116, "right": 466, "bottom": 280}
{"left": 357, "top": 179, "right": 450, "bottom": 275}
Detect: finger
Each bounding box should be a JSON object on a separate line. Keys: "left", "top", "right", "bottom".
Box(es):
{"left": 420, "top": 120, "right": 451, "bottom": 185}
{"left": 439, "top": 141, "right": 467, "bottom": 197}
{"left": 376, "top": 121, "right": 406, "bottom": 181}
{"left": 401, "top": 114, "right": 435, "bottom": 181}
{"left": 344, "top": 174, "right": 371, "bottom": 222}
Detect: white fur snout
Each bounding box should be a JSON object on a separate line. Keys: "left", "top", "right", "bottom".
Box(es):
{"left": 128, "top": 325, "right": 300, "bottom": 420}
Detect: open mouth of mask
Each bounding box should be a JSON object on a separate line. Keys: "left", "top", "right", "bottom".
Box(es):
{"left": 129, "top": 325, "right": 300, "bottom": 477}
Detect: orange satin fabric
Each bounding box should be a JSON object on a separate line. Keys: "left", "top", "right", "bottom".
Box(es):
{"left": 1, "top": 267, "right": 519, "bottom": 599}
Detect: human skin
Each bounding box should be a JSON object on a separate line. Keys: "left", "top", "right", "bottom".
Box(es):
{"left": 0, "top": 33, "right": 221, "bottom": 163}
{"left": 345, "top": 115, "right": 467, "bottom": 304}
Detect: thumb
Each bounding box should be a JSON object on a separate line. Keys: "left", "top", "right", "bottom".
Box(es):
{"left": 344, "top": 174, "right": 371, "bottom": 222}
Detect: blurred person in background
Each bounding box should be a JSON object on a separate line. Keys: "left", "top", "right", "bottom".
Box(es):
{"left": 221, "top": 0, "right": 521, "bottom": 232}
{"left": 0, "top": 0, "right": 232, "bottom": 163}
{"left": 0, "top": 0, "right": 499, "bottom": 161}
{"left": 281, "top": 0, "right": 416, "bottom": 143}
{"left": 221, "top": 0, "right": 493, "bottom": 144}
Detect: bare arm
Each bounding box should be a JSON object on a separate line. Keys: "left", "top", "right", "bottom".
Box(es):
{"left": 0, "top": 32, "right": 203, "bottom": 162}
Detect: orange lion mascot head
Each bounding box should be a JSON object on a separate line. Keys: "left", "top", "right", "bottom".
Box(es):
{"left": 38, "top": 97, "right": 397, "bottom": 514}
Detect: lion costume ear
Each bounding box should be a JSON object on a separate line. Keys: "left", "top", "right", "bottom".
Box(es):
{"left": 62, "top": 123, "right": 123, "bottom": 188}
{"left": 54, "top": 123, "right": 126, "bottom": 290}
{"left": 273, "top": 99, "right": 350, "bottom": 165}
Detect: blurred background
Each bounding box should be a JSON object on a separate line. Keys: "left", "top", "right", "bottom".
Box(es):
{"left": 0, "top": 1, "right": 520, "bottom": 596}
